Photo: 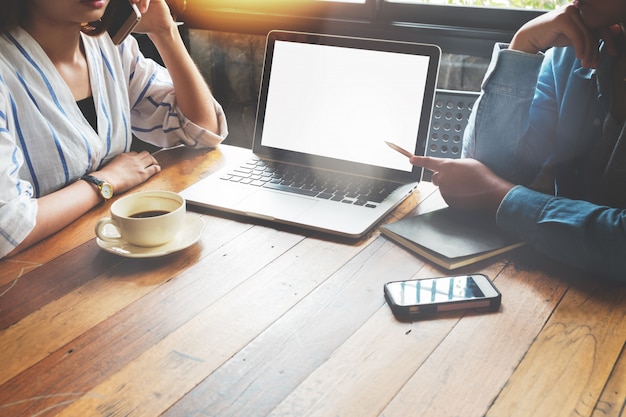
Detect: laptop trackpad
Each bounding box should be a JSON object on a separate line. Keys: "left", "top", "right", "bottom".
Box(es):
{"left": 238, "top": 189, "right": 316, "bottom": 220}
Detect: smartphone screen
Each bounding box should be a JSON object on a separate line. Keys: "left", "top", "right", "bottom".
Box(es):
{"left": 386, "top": 275, "right": 485, "bottom": 306}
{"left": 106, "top": 0, "right": 141, "bottom": 45}
{"left": 384, "top": 274, "right": 501, "bottom": 318}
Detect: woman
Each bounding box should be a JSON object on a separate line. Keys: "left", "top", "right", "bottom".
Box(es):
{"left": 410, "top": 1, "right": 626, "bottom": 280}
{"left": 0, "top": 0, "right": 227, "bottom": 258}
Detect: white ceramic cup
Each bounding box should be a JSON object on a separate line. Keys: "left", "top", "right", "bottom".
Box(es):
{"left": 95, "top": 190, "right": 185, "bottom": 247}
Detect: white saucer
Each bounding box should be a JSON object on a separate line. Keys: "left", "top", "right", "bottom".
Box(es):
{"left": 96, "top": 214, "right": 204, "bottom": 258}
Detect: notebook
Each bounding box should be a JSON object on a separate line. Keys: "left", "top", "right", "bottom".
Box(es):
{"left": 181, "top": 30, "right": 441, "bottom": 238}
{"left": 380, "top": 207, "right": 525, "bottom": 269}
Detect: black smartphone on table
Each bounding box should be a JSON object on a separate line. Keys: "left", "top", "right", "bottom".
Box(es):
{"left": 105, "top": 0, "right": 142, "bottom": 45}
{"left": 384, "top": 274, "right": 501, "bottom": 321}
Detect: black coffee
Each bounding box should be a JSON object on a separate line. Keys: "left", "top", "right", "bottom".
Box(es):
{"left": 130, "top": 210, "right": 169, "bottom": 218}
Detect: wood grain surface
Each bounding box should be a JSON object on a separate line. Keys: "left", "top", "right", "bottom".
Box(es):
{"left": 1, "top": 144, "right": 623, "bottom": 417}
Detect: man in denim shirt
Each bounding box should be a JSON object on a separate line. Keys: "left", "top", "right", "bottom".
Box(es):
{"left": 411, "top": 2, "right": 626, "bottom": 280}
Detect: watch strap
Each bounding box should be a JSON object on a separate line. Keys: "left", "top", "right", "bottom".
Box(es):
{"left": 81, "top": 174, "right": 104, "bottom": 187}
{"left": 81, "top": 175, "right": 112, "bottom": 200}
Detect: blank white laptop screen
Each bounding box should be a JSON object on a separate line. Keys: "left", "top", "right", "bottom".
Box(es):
{"left": 261, "top": 40, "right": 432, "bottom": 173}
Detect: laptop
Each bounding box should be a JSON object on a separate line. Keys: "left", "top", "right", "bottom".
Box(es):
{"left": 181, "top": 30, "right": 441, "bottom": 238}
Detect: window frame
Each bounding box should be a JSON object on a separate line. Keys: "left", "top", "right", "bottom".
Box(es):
{"left": 380, "top": 2, "right": 543, "bottom": 32}
{"left": 180, "top": 0, "right": 545, "bottom": 58}
{"left": 182, "top": 0, "right": 378, "bottom": 24}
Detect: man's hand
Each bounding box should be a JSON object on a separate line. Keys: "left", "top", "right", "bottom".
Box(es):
{"left": 510, "top": 4, "right": 621, "bottom": 68}
{"left": 410, "top": 156, "right": 514, "bottom": 212}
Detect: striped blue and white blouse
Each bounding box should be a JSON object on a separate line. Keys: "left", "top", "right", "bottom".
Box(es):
{"left": 0, "top": 27, "right": 228, "bottom": 257}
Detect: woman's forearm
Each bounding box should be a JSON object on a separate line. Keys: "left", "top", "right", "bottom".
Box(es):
{"left": 148, "top": 24, "right": 219, "bottom": 133}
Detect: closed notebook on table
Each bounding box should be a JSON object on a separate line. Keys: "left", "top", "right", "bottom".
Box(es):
{"left": 380, "top": 207, "right": 524, "bottom": 270}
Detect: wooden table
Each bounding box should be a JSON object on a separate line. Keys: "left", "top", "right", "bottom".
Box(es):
{"left": 1, "top": 144, "right": 624, "bottom": 417}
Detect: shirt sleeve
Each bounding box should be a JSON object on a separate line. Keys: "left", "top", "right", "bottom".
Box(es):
{"left": 497, "top": 186, "right": 626, "bottom": 281}
{"left": 463, "top": 43, "right": 547, "bottom": 185}
{"left": 121, "top": 37, "right": 228, "bottom": 149}
{"left": 0, "top": 84, "right": 38, "bottom": 258}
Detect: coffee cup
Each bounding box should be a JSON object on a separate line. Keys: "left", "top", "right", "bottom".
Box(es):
{"left": 95, "top": 190, "right": 185, "bottom": 247}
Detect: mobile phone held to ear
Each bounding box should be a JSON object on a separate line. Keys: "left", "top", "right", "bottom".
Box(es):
{"left": 384, "top": 274, "right": 501, "bottom": 321}
{"left": 106, "top": 0, "right": 141, "bottom": 45}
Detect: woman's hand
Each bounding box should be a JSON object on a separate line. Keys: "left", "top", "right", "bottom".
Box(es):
{"left": 130, "top": 0, "right": 177, "bottom": 36}
{"left": 510, "top": 4, "right": 620, "bottom": 68}
{"left": 93, "top": 150, "right": 161, "bottom": 194}
{"left": 410, "top": 156, "right": 514, "bottom": 212}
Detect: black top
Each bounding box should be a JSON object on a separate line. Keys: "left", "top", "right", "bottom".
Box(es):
{"left": 76, "top": 96, "right": 97, "bottom": 132}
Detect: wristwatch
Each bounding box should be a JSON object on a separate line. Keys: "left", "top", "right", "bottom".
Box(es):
{"left": 81, "top": 175, "right": 114, "bottom": 200}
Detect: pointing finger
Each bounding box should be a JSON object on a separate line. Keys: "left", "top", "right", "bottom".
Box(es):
{"left": 409, "top": 155, "right": 445, "bottom": 172}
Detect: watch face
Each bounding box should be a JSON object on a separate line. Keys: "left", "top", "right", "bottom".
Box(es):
{"left": 101, "top": 184, "right": 114, "bottom": 199}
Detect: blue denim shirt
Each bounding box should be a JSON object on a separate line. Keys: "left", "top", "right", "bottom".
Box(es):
{"left": 463, "top": 43, "right": 626, "bottom": 281}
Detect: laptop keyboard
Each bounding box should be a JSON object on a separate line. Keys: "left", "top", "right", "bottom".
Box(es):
{"left": 219, "top": 157, "right": 399, "bottom": 208}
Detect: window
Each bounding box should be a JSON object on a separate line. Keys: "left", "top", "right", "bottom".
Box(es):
{"left": 181, "top": 0, "right": 544, "bottom": 48}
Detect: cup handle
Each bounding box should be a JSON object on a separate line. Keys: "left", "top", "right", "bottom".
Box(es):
{"left": 95, "top": 217, "right": 123, "bottom": 244}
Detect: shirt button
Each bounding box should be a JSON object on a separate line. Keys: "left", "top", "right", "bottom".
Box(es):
{"left": 593, "top": 118, "right": 602, "bottom": 127}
